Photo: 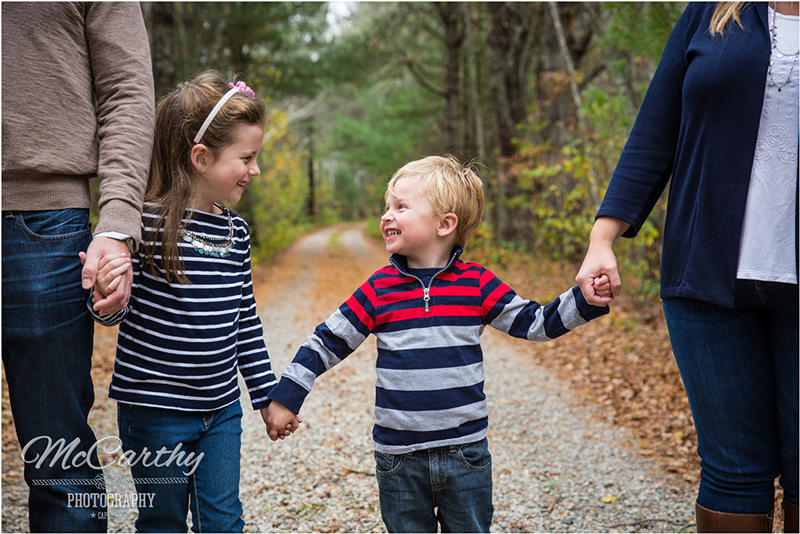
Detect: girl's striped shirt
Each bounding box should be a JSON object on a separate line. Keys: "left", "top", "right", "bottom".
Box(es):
{"left": 89, "top": 205, "right": 276, "bottom": 412}
{"left": 268, "top": 249, "right": 608, "bottom": 454}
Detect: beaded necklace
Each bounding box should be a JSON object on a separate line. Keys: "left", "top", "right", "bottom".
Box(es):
{"left": 179, "top": 208, "right": 234, "bottom": 258}
{"left": 768, "top": 5, "right": 799, "bottom": 92}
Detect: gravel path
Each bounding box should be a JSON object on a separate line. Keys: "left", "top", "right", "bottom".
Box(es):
{"left": 2, "top": 223, "right": 697, "bottom": 532}
{"left": 239, "top": 224, "right": 696, "bottom": 533}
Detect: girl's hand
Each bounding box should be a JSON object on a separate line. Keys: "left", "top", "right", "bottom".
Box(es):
{"left": 262, "top": 402, "right": 303, "bottom": 442}
{"left": 82, "top": 252, "right": 131, "bottom": 307}
{"left": 80, "top": 237, "right": 133, "bottom": 315}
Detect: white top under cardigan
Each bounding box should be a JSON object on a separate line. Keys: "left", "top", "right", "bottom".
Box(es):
{"left": 737, "top": 7, "right": 799, "bottom": 284}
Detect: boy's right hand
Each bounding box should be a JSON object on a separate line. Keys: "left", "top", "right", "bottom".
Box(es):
{"left": 265, "top": 400, "right": 303, "bottom": 441}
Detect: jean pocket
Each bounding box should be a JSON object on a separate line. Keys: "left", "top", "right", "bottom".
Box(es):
{"left": 374, "top": 451, "right": 405, "bottom": 477}
{"left": 15, "top": 209, "right": 91, "bottom": 241}
{"left": 456, "top": 438, "right": 492, "bottom": 472}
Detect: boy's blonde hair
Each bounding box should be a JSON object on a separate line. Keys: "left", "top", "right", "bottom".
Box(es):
{"left": 386, "top": 155, "right": 484, "bottom": 248}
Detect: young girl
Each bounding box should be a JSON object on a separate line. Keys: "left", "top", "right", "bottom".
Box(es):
{"left": 87, "top": 71, "right": 299, "bottom": 533}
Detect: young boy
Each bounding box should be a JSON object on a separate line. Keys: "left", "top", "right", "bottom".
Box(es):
{"left": 266, "top": 155, "right": 610, "bottom": 533}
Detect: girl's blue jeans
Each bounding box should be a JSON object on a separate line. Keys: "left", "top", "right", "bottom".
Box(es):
{"left": 663, "top": 280, "right": 799, "bottom": 514}
{"left": 2, "top": 209, "right": 106, "bottom": 532}
{"left": 374, "top": 437, "right": 494, "bottom": 533}
{"left": 117, "top": 400, "right": 245, "bottom": 533}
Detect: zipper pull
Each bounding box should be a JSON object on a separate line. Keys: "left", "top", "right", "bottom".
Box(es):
{"left": 423, "top": 287, "right": 430, "bottom": 313}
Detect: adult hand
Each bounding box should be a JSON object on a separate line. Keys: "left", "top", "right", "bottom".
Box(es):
{"left": 575, "top": 217, "right": 629, "bottom": 306}
{"left": 576, "top": 245, "right": 621, "bottom": 306}
{"left": 80, "top": 236, "right": 133, "bottom": 315}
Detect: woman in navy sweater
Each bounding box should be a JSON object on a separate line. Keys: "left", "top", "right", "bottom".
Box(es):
{"left": 576, "top": 2, "right": 798, "bottom": 532}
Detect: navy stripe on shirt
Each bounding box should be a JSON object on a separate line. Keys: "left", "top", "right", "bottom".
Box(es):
{"left": 88, "top": 204, "right": 277, "bottom": 412}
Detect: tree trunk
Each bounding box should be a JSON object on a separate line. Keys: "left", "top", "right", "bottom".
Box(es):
{"left": 308, "top": 123, "right": 315, "bottom": 221}
{"left": 436, "top": 2, "right": 465, "bottom": 152}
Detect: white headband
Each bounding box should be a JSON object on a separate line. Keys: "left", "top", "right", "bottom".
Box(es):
{"left": 192, "top": 81, "right": 256, "bottom": 144}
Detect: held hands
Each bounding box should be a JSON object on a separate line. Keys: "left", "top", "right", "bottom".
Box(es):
{"left": 89, "top": 253, "right": 131, "bottom": 298}
{"left": 575, "top": 243, "right": 621, "bottom": 306}
{"left": 263, "top": 401, "right": 303, "bottom": 442}
{"left": 575, "top": 217, "right": 628, "bottom": 306}
{"left": 592, "top": 274, "right": 612, "bottom": 298}
{"left": 79, "top": 236, "right": 133, "bottom": 315}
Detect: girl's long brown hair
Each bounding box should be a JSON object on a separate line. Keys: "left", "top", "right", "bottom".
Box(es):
{"left": 144, "top": 71, "right": 266, "bottom": 283}
{"left": 709, "top": 2, "right": 746, "bottom": 36}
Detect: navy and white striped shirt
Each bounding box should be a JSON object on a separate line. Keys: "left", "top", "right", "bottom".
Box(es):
{"left": 268, "top": 248, "right": 608, "bottom": 454}
{"left": 89, "top": 204, "right": 277, "bottom": 412}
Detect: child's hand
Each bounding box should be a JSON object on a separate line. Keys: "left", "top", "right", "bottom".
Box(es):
{"left": 97, "top": 253, "right": 131, "bottom": 296}
{"left": 80, "top": 251, "right": 131, "bottom": 311}
{"left": 592, "top": 273, "right": 613, "bottom": 299}
{"left": 263, "top": 401, "right": 303, "bottom": 442}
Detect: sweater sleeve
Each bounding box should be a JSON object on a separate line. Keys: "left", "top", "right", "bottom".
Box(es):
{"left": 236, "top": 234, "right": 278, "bottom": 411}
{"left": 596, "top": 3, "right": 697, "bottom": 238}
{"left": 85, "top": 2, "right": 155, "bottom": 245}
{"left": 480, "top": 268, "right": 608, "bottom": 340}
{"left": 86, "top": 290, "right": 130, "bottom": 327}
{"left": 267, "top": 277, "right": 378, "bottom": 415}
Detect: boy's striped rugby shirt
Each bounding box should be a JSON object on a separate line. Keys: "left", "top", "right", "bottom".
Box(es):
{"left": 268, "top": 249, "right": 608, "bottom": 454}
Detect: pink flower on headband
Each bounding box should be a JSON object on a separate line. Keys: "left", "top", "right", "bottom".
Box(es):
{"left": 229, "top": 81, "right": 255, "bottom": 99}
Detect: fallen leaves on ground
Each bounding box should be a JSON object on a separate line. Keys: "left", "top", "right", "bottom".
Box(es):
{"left": 471, "top": 252, "right": 783, "bottom": 530}
{"left": 2, "top": 228, "right": 786, "bottom": 532}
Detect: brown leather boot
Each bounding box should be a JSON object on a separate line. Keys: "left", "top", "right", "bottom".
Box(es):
{"left": 695, "top": 502, "right": 773, "bottom": 532}
{"left": 784, "top": 501, "right": 798, "bottom": 533}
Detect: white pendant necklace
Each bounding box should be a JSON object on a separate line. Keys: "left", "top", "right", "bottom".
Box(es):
{"left": 768, "top": 5, "right": 799, "bottom": 91}
{"left": 179, "top": 208, "right": 234, "bottom": 258}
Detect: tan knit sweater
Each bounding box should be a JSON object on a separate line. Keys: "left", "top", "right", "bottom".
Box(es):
{"left": 2, "top": 2, "right": 155, "bottom": 243}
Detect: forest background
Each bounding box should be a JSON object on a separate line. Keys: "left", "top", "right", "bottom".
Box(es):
{"left": 126, "top": 1, "right": 685, "bottom": 297}
{"left": 85, "top": 0, "right": 750, "bottom": 508}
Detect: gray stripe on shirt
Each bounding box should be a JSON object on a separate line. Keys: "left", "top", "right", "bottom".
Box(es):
{"left": 375, "top": 362, "right": 484, "bottom": 391}
{"left": 326, "top": 309, "right": 367, "bottom": 350}
{"left": 375, "top": 325, "right": 481, "bottom": 351}
{"left": 555, "top": 288, "right": 587, "bottom": 331}
{"left": 374, "top": 400, "right": 488, "bottom": 432}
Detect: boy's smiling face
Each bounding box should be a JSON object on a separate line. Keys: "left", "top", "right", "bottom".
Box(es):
{"left": 381, "top": 176, "right": 456, "bottom": 269}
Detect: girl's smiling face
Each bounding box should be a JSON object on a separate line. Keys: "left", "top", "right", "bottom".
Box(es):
{"left": 192, "top": 123, "right": 264, "bottom": 213}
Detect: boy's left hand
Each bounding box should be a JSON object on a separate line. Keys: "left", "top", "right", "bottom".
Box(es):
{"left": 592, "top": 273, "right": 613, "bottom": 299}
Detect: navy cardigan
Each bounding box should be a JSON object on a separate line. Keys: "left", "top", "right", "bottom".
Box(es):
{"left": 597, "top": 2, "right": 779, "bottom": 308}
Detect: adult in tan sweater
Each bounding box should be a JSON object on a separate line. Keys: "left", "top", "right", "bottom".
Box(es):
{"left": 2, "top": 3, "right": 154, "bottom": 531}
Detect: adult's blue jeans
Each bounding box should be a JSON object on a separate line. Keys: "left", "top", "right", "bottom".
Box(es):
{"left": 374, "top": 437, "right": 494, "bottom": 533}
{"left": 2, "top": 209, "right": 106, "bottom": 532}
{"left": 663, "top": 280, "right": 799, "bottom": 514}
{"left": 117, "top": 400, "right": 245, "bottom": 533}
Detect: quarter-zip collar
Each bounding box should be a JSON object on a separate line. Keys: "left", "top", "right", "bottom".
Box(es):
{"left": 389, "top": 248, "right": 463, "bottom": 313}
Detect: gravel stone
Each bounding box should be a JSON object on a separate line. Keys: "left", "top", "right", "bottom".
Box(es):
{"left": 2, "top": 224, "right": 699, "bottom": 533}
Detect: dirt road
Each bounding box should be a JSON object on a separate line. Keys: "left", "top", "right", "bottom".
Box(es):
{"left": 2, "top": 223, "right": 698, "bottom": 532}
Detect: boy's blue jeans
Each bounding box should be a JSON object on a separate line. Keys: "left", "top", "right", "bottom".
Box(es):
{"left": 117, "top": 400, "right": 245, "bottom": 533}
{"left": 2, "top": 209, "right": 106, "bottom": 532}
{"left": 374, "top": 437, "right": 493, "bottom": 533}
{"left": 663, "top": 280, "right": 799, "bottom": 514}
